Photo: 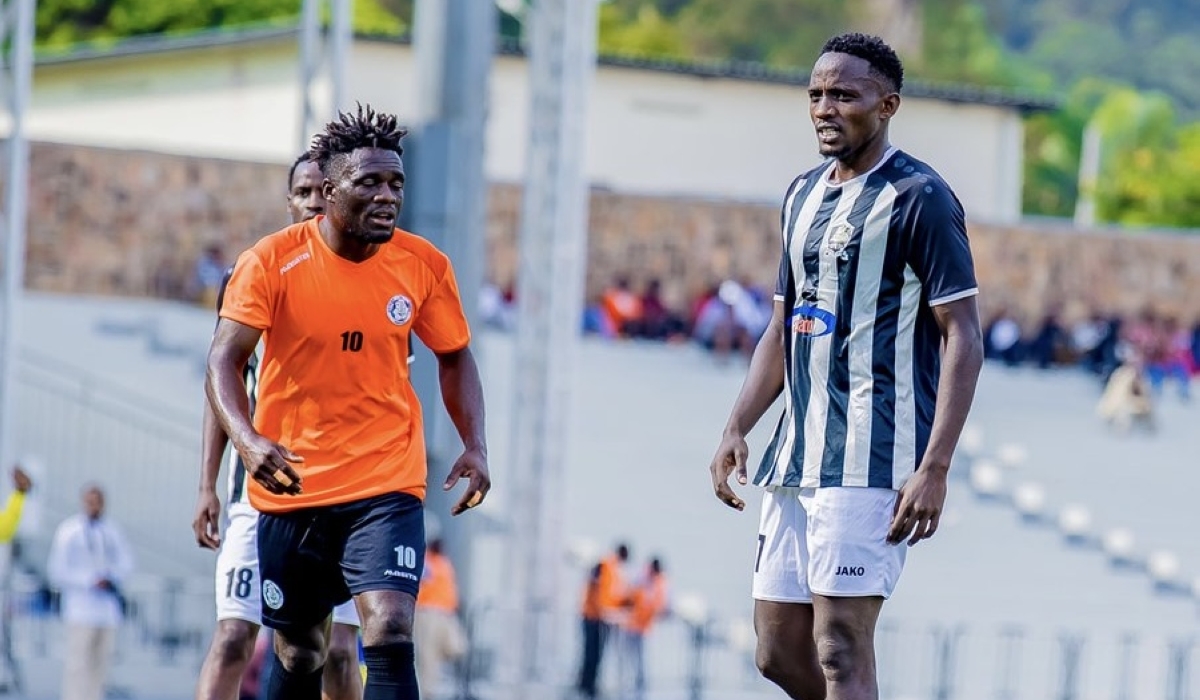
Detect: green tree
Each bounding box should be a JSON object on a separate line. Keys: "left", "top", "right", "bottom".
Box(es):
{"left": 1089, "top": 87, "right": 1198, "bottom": 227}
{"left": 918, "top": 0, "right": 1023, "bottom": 86}
{"left": 673, "top": 0, "right": 848, "bottom": 66}
{"left": 36, "top": 0, "right": 405, "bottom": 49}
{"left": 598, "top": 2, "right": 687, "bottom": 60}
{"left": 1022, "top": 78, "right": 1115, "bottom": 219}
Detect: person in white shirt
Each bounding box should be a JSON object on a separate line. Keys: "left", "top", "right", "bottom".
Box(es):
{"left": 47, "top": 484, "right": 135, "bottom": 700}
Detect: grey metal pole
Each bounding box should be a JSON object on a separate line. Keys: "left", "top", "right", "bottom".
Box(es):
{"left": 406, "top": 0, "right": 494, "bottom": 611}
{"left": 504, "top": 0, "right": 597, "bottom": 696}
{"left": 297, "top": 0, "right": 321, "bottom": 150}
{"left": 0, "top": 0, "right": 35, "bottom": 477}
{"left": 329, "top": 0, "right": 352, "bottom": 113}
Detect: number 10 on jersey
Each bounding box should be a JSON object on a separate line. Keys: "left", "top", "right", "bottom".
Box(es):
{"left": 341, "top": 330, "right": 364, "bottom": 352}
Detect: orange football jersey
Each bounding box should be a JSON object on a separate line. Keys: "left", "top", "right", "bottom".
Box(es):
{"left": 220, "top": 218, "right": 471, "bottom": 512}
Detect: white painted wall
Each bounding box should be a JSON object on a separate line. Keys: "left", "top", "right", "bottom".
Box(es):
{"left": 18, "top": 37, "right": 1025, "bottom": 222}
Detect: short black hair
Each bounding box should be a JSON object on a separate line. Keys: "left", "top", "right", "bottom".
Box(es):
{"left": 287, "top": 151, "right": 315, "bottom": 191}
{"left": 310, "top": 103, "right": 408, "bottom": 179}
{"left": 820, "top": 32, "right": 904, "bottom": 93}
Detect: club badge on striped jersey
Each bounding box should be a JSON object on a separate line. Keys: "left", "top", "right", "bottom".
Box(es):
{"left": 387, "top": 294, "right": 413, "bottom": 325}
{"left": 826, "top": 222, "right": 855, "bottom": 258}
{"left": 792, "top": 304, "right": 836, "bottom": 337}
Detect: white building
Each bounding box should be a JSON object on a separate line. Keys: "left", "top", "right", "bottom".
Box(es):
{"left": 22, "top": 25, "right": 1051, "bottom": 222}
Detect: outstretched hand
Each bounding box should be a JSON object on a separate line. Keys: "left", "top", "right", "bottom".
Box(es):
{"left": 709, "top": 432, "right": 749, "bottom": 511}
{"left": 445, "top": 447, "right": 490, "bottom": 516}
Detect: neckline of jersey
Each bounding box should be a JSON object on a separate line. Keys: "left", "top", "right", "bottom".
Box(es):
{"left": 821, "top": 146, "right": 899, "bottom": 188}
{"left": 306, "top": 216, "right": 390, "bottom": 269}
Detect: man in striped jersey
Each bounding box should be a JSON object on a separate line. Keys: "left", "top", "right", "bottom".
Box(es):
{"left": 708, "top": 33, "right": 984, "bottom": 699}
{"left": 191, "top": 153, "right": 364, "bottom": 700}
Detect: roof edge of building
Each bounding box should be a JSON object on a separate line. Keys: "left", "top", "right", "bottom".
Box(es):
{"left": 33, "top": 25, "right": 1058, "bottom": 112}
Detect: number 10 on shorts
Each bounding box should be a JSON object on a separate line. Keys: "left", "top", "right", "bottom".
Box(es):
{"left": 393, "top": 545, "right": 417, "bottom": 569}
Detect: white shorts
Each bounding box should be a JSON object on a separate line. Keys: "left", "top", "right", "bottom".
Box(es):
{"left": 751, "top": 486, "right": 907, "bottom": 603}
{"left": 215, "top": 505, "right": 360, "bottom": 627}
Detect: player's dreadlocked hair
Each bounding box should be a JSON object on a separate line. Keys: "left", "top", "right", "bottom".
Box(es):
{"left": 309, "top": 103, "right": 408, "bottom": 178}
{"left": 820, "top": 33, "right": 904, "bottom": 93}
{"left": 286, "top": 151, "right": 316, "bottom": 190}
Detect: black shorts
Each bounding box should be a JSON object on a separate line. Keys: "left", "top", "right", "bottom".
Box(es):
{"left": 257, "top": 492, "right": 426, "bottom": 632}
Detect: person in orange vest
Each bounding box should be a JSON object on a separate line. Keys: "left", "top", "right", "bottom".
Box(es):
{"left": 577, "top": 543, "right": 631, "bottom": 698}
{"left": 414, "top": 539, "right": 467, "bottom": 698}
{"left": 619, "top": 558, "right": 668, "bottom": 700}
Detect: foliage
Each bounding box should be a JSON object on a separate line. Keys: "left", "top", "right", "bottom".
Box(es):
{"left": 35, "top": 0, "right": 405, "bottom": 48}
{"left": 597, "top": 2, "right": 687, "bottom": 60}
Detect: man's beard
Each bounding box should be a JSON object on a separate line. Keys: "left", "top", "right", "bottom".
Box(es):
{"left": 352, "top": 227, "right": 395, "bottom": 244}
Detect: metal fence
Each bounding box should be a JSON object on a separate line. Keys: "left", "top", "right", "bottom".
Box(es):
{"left": 13, "top": 350, "right": 210, "bottom": 578}
{"left": 0, "top": 562, "right": 1191, "bottom": 699}
{"left": 444, "top": 601, "right": 1197, "bottom": 700}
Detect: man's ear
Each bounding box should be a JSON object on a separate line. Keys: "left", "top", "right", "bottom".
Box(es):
{"left": 322, "top": 179, "right": 336, "bottom": 202}
{"left": 880, "top": 93, "right": 901, "bottom": 121}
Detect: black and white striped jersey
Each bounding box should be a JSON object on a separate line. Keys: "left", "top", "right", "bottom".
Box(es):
{"left": 754, "top": 148, "right": 978, "bottom": 490}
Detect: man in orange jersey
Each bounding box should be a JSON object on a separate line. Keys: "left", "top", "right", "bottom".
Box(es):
{"left": 619, "top": 558, "right": 668, "bottom": 700}
{"left": 207, "top": 104, "right": 490, "bottom": 700}
{"left": 193, "top": 152, "right": 364, "bottom": 700}
{"left": 577, "top": 543, "right": 630, "bottom": 698}
{"left": 413, "top": 538, "right": 466, "bottom": 696}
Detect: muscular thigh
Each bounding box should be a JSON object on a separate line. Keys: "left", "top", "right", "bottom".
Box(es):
{"left": 754, "top": 599, "right": 818, "bottom": 662}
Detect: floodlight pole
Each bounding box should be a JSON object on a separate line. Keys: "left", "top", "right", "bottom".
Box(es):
{"left": 0, "top": 0, "right": 35, "bottom": 482}
{"left": 298, "top": 0, "right": 354, "bottom": 152}
{"left": 406, "top": 0, "right": 495, "bottom": 609}
{"left": 505, "top": 0, "right": 597, "bottom": 697}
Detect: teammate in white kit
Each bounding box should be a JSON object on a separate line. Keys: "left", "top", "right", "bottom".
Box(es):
{"left": 192, "top": 153, "right": 364, "bottom": 700}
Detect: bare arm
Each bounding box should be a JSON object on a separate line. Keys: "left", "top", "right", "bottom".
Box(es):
{"left": 723, "top": 300, "right": 788, "bottom": 437}
{"left": 709, "top": 300, "right": 787, "bottom": 510}
{"left": 923, "top": 296, "right": 985, "bottom": 472}
{"left": 206, "top": 318, "right": 302, "bottom": 496}
{"left": 887, "top": 295, "right": 984, "bottom": 545}
{"left": 434, "top": 345, "right": 491, "bottom": 515}
{"left": 192, "top": 400, "right": 229, "bottom": 549}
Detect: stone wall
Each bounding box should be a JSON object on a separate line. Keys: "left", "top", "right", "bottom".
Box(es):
{"left": 11, "top": 142, "right": 1200, "bottom": 324}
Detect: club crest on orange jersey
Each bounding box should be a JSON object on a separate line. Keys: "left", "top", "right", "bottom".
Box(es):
{"left": 387, "top": 295, "right": 413, "bottom": 325}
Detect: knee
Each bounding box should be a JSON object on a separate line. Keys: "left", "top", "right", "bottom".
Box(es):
{"left": 210, "top": 623, "right": 257, "bottom": 667}
{"left": 325, "top": 644, "right": 358, "bottom": 679}
{"left": 360, "top": 595, "right": 415, "bottom": 646}
{"left": 275, "top": 630, "right": 327, "bottom": 675}
{"left": 754, "top": 638, "right": 790, "bottom": 685}
{"left": 362, "top": 614, "right": 415, "bottom": 648}
{"left": 814, "top": 622, "right": 867, "bottom": 684}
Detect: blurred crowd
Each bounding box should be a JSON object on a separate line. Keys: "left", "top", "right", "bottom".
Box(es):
{"left": 985, "top": 307, "right": 1197, "bottom": 433}
{"left": 985, "top": 308, "right": 1198, "bottom": 391}
{"left": 481, "top": 276, "right": 774, "bottom": 362}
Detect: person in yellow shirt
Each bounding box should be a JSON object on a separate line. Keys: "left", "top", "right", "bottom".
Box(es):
{"left": 0, "top": 466, "right": 33, "bottom": 544}
{"left": 619, "top": 558, "right": 668, "bottom": 700}
{"left": 413, "top": 539, "right": 466, "bottom": 697}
